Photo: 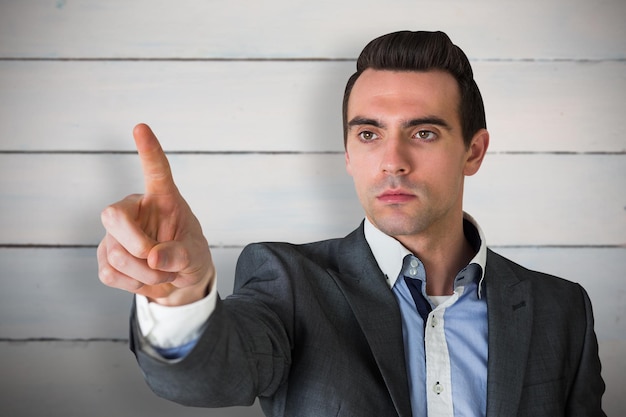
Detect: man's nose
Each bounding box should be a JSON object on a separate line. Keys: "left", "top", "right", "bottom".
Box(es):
{"left": 381, "top": 136, "right": 411, "bottom": 176}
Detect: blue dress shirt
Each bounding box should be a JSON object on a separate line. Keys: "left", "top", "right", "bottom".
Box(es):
{"left": 364, "top": 213, "right": 488, "bottom": 417}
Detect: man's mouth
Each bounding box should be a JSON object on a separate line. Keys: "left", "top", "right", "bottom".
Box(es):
{"left": 377, "top": 190, "right": 416, "bottom": 204}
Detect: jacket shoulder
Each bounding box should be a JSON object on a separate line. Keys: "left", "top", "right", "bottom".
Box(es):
{"left": 237, "top": 225, "right": 366, "bottom": 274}
{"left": 485, "top": 248, "right": 594, "bottom": 318}
{"left": 486, "top": 248, "right": 581, "bottom": 290}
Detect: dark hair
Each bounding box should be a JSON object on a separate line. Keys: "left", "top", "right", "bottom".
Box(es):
{"left": 342, "top": 31, "right": 486, "bottom": 148}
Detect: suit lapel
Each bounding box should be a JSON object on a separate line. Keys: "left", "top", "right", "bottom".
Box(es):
{"left": 484, "top": 249, "right": 533, "bottom": 417}
{"left": 328, "top": 225, "right": 413, "bottom": 417}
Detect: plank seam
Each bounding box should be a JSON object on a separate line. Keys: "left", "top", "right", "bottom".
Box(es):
{"left": 0, "top": 150, "right": 343, "bottom": 155}
{"left": 1, "top": 151, "right": 624, "bottom": 156}
{"left": 0, "top": 57, "right": 624, "bottom": 63}
{"left": 0, "top": 244, "right": 623, "bottom": 249}
{"left": 0, "top": 338, "right": 128, "bottom": 343}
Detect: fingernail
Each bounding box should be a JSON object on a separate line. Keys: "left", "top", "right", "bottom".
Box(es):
{"left": 157, "top": 253, "right": 168, "bottom": 270}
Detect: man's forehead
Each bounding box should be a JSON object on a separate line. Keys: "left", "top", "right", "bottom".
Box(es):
{"left": 347, "top": 69, "right": 461, "bottom": 120}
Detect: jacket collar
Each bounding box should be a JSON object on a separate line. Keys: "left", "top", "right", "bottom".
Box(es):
{"left": 363, "top": 212, "right": 488, "bottom": 296}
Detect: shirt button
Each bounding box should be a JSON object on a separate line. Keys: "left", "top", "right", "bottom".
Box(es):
{"left": 410, "top": 259, "right": 419, "bottom": 268}
{"left": 409, "top": 268, "right": 417, "bottom": 276}
{"left": 431, "top": 317, "right": 438, "bottom": 327}
{"left": 433, "top": 382, "right": 444, "bottom": 395}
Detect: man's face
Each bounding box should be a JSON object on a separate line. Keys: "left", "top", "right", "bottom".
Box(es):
{"left": 345, "top": 69, "right": 485, "bottom": 241}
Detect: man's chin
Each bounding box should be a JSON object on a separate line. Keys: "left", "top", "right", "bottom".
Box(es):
{"left": 369, "top": 214, "right": 425, "bottom": 238}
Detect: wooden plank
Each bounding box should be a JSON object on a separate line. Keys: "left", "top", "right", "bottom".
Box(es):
{"left": 0, "top": 153, "right": 361, "bottom": 246}
{"left": 476, "top": 61, "right": 626, "bottom": 153}
{"left": 464, "top": 153, "right": 626, "bottom": 246}
{"left": 1, "top": 0, "right": 624, "bottom": 59}
{"left": 0, "top": 248, "right": 243, "bottom": 339}
{"left": 1, "top": 246, "right": 624, "bottom": 341}
{"left": 0, "top": 60, "right": 351, "bottom": 153}
{"left": 0, "top": 341, "right": 264, "bottom": 417}
{"left": 1, "top": 60, "right": 624, "bottom": 153}
{"left": 598, "top": 340, "right": 626, "bottom": 416}
{"left": 0, "top": 153, "right": 624, "bottom": 246}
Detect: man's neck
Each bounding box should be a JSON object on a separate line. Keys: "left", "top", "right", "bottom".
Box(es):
{"left": 395, "top": 217, "right": 475, "bottom": 296}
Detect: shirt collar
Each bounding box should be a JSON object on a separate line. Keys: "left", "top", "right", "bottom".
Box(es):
{"left": 363, "top": 212, "right": 487, "bottom": 296}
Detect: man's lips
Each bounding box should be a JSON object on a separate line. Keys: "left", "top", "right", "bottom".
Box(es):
{"left": 377, "top": 190, "right": 416, "bottom": 204}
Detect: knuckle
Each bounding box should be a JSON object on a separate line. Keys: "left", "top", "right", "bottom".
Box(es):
{"left": 176, "top": 246, "right": 191, "bottom": 270}
{"left": 127, "top": 279, "right": 145, "bottom": 292}
{"left": 98, "top": 264, "right": 118, "bottom": 287}
{"left": 100, "top": 204, "right": 123, "bottom": 228}
{"left": 150, "top": 267, "right": 176, "bottom": 286}
{"left": 140, "top": 272, "right": 162, "bottom": 286}
{"left": 107, "top": 246, "right": 128, "bottom": 270}
{"left": 131, "top": 241, "right": 153, "bottom": 260}
{"left": 100, "top": 206, "right": 115, "bottom": 226}
{"left": 100, "top": 194, "right": 142, "bottom": 227}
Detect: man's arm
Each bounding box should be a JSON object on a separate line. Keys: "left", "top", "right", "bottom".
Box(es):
{"left": 129, "top": 243, "right": 294, "bottom": 408}
{"left": 566, "top": 285, "right": 606, "bottom": 417}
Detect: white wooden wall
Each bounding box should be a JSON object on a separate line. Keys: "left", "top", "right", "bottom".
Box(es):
{"left": 1, "top": 1, "right": 624, "bottom": 415}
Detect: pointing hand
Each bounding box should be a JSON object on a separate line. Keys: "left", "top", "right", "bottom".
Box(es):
{"left": 97, "top": 124, "right": 214, "bottom": 306}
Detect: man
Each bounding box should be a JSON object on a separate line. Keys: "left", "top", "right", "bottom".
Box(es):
{"left": 98, "top": 31, "right": 605, "bottom": 416}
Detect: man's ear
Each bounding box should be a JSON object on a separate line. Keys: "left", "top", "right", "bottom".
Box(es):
{"left": 464, "top": 129, "right": 489, "bottom": 176}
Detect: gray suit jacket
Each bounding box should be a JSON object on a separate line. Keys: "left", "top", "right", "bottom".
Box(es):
{"left": 131, "top": 224, "right": 605, "bottom": 416}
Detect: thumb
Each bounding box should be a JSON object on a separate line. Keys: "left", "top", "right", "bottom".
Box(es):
{"left": 147, "top": 240, "right": 190, "bottom": 273}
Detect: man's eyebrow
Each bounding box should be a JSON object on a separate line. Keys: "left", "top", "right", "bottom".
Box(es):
{"left": 403, "top": 117, "right": 452, "bottom": 130}
{"left": 347, "top": 116, "right": 452, "bottom": 131}
{"left": 347, "top": 117, "right": 385, "bottom": 129}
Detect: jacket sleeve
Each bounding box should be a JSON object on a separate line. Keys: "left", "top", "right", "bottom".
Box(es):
{"left": 129, "top": 243, "right": 294, "bottom": 408}
{"left": 565, "top": 285, "right": 606, "bottom": 417}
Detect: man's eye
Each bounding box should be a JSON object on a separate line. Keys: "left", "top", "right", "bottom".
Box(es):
{"left": 416, "top": 130, "right": 436, "bottom": 141}
{"left": 358, "top": 131, "right": 378, "bottom": 141}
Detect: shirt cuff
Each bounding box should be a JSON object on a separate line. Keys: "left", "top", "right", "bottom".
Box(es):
{"left": 135, "top": 279, "right": 218, "bottom": 349}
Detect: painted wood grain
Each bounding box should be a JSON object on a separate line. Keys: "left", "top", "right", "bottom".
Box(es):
{"left": 0, "top": 247, "right": 242, "bottom": 339}
{"left": 0, "top": 341, "right": 265, "bottom": 417}
{"left": 0, "top": 153, "right": 624, "bottom": 246}
{"left": 1, "top": 60, "right": 624, "bottom": 153}
{"left": 1, "top": 0, "right": 624, "bottom": 60}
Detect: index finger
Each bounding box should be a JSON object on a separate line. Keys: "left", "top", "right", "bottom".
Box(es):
{"left": 133, "top": 123, "right": 177, "bottom": 195}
